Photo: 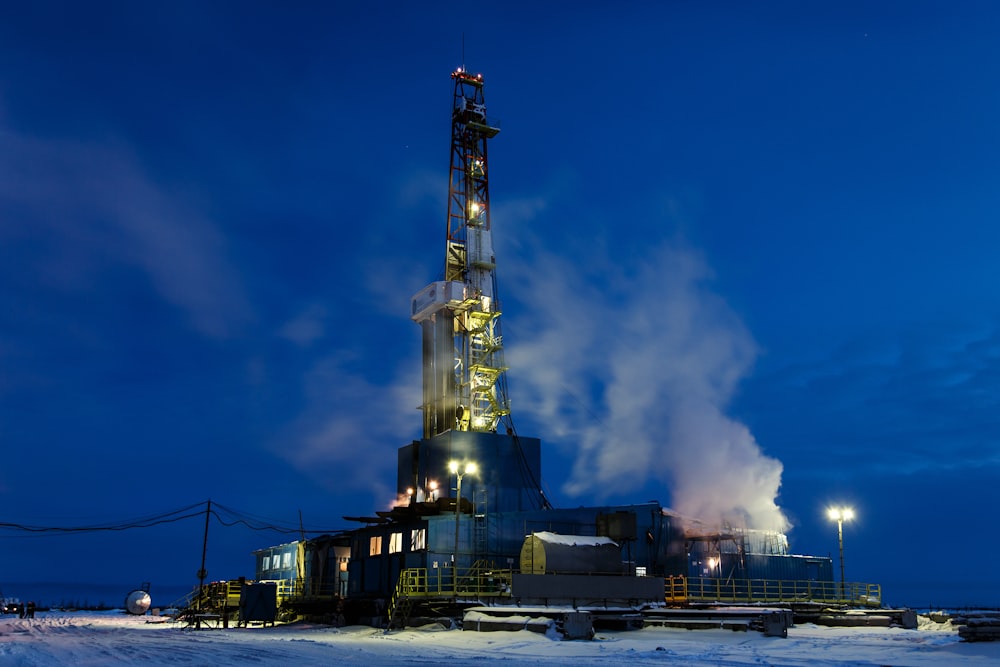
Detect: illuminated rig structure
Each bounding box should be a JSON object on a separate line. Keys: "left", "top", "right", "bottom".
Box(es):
{"left": 411, "top": 67, "right": 509, "bottom": 438}
{"left": 243, "top": 69, "right": 886, "bottom": 631}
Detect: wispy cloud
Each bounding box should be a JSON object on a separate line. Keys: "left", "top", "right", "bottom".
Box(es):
{"left": 278, "top": 304, "right": 328, "bottom": 347}
{"left": 269, "top": 165, "right": 435, "bottom": 508}
{"left": 271, "top": 351, "right": 422, "bottom": 505}
{"left": 0, "top": 127, "right": 252, "bottom": 338}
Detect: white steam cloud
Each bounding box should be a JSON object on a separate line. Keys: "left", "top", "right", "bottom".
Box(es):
{"left": 506, "top": 241, "right": 789, "bottom": 532}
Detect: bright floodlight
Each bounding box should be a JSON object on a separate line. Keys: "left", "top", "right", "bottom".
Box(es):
{"left": 450, "top": 459, "right": 480, "bottom": 570}
{"left": 449, "top": 460, "right": 478, "bottom": 476}
{"left": 827, "top": 505, "right": 854, "bottom": 599}
{"left": 828, "top": 507, "right": 855, "bottom": 522}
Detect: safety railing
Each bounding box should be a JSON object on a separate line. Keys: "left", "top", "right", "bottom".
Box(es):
{"left": 666, "top": 576, "right": 881, "bottom": 606}
{"left": 192, "top": 580, "right": 243, "bottom": 609}
{"left": 385, "top": 561, "right": 513, "bottom": 631}
{"left": 396, "top": 561, "right": 513, "bottom": 599}
{"left": 185, "top": 579, "right": 341, "bottom": 612}
{"left": 270, "top": 579, "right": 340, "bottom": 602}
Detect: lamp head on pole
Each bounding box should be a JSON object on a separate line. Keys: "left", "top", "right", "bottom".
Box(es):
{"left": 448, "top": 460, "right": 478, "bottom": 477}
{"left": 827, "top": 507, "right": 855, "bottom": 522}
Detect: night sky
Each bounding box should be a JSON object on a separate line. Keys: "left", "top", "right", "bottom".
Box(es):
{"left": 2, "top": 2, "right": 998, "bottom": 607}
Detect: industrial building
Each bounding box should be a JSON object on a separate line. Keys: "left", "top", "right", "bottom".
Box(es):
{"left": 247, "top": 68, "right": 875, "bottom": 629}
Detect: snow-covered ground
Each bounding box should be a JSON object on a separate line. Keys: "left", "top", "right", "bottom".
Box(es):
{"left": 1, "top": 610, "right": 998, "bottom": 666}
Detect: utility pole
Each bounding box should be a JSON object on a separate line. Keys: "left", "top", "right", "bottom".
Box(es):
{"left": 196, "top": 499, "right": 211, "bottom": 616}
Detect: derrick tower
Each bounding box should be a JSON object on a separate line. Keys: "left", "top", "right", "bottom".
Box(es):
{"left": 411, "top": 68, "right": 509, "bottom": 439}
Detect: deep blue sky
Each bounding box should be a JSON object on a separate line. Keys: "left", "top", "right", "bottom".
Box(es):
{"left": 2, "top": 2, "right": 998, "bottom": 607}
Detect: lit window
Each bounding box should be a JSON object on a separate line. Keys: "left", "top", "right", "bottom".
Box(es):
{"left": 282, "top": 552, "right": 292, "bottom": 569}
{"left": 636, "top": 566, "right": 647, "bottom": 577}
{"left": 389, "top": 532, "right": 403, "bottom": 554}
{"left": 369, "top": 535, "right": 383, "bottom": 556}
{"left": 261, "top": 555, "right": 270, "bottom": 570}
{"left": 411, "top": 528, "right": 426, "bottom": 551}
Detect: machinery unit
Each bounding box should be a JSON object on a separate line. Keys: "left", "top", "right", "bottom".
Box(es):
{"left": 520, "top": 532, "right": 622, "bottom": 575}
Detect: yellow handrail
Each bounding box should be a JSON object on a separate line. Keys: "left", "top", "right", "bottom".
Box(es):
{"left": 394, "top": 563, "right": 513, "bottom": 600}
{"left": 665, "top": 576, "right": 881, "bottom": 606}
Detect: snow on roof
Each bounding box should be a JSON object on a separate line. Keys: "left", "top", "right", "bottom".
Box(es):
{"left": 531, "top": 531, "right": 617, "bottom": 547}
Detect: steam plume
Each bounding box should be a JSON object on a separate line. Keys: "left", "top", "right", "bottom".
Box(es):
{"left": 506, "top": 241, "right": 789, "bottom": 532}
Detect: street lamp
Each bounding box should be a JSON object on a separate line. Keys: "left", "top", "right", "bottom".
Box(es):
{"left": 449, "top": 460, "right": 478, "bottom": 576}
{"left": 827, "top": 506, "right": 854, "bottom": 600}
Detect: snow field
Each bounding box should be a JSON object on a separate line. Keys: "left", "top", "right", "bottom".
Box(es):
{"left": 1, "top": 611, "right": 998, "bottom": 666}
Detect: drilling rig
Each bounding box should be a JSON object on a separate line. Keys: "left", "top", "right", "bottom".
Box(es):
{"left": 411, "top": 68, "right": 509, "bottom": 439}
{"left": 399, "top": 69, "right": 544, "bottom": 520}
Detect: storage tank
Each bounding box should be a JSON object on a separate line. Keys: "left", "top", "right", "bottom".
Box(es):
{"left": 519, "top": 531, "right": 621, "bottom": 575}
{"left": 124, "top": 589, "right": 151, "bottom": 615}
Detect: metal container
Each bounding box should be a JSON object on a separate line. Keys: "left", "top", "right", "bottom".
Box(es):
{"left": 519, "top": 532, "right": 621, "bottom": 575}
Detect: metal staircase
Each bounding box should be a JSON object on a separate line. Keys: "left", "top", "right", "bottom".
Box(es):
{"left": 386, "top": 571, "right": 417, "bottom": 631}
{"left": 384, "top": 561, "right": 513, "bottom": 632}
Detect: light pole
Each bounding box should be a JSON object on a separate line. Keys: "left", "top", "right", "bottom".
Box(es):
{"left": 827, "top": 507, "right": 854, "bottom": 600}
{"left": 449, "top": 460, "right": 478, "bottom": 579}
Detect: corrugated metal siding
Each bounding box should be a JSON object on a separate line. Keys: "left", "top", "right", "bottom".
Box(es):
{"left": 745, "top": 554, "right": 832, "bottom": 582}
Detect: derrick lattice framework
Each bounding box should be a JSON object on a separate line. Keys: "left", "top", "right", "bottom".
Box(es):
{"left": 411, "top": 68, "right": 509, "bottom": 439}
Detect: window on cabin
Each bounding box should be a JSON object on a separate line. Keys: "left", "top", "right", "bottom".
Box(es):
{"left": 282, "top": 552, "right": 292, "bottom": 568}
{"left": 410, "top": 528, "right": 426, "bottom": 551}
{"left": 369, "top": 535, "right": 383, "bottom": 556}
{"left": 389, "top": 532, "right": 403, "bottom": 554}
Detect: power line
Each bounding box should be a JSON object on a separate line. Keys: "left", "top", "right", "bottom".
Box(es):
{"left": 0, "top": 500, "right": 350, "bottom": 538}
{"left": 0, "top": 501, "right": 207, "bottom": 533}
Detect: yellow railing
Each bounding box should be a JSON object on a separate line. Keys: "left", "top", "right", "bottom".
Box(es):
{"left": 194, "top": 580, "right": 243, "bottom": 609}
{"left": 386, "top": 562, "right": 513, "bottom": 630}
{"left": 396, "top": 562, "right": 513, "bottom": 599}
{"left": 666, "top": 576, "right": 882, "bottom": 606}
{"left": 269, "top": 579, "right": 340, "bottom": 602}
{"left": 189, "top": 579, "right": 340, "bottom": 611}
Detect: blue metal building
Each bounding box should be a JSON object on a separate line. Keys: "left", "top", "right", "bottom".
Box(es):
{"left": 253, "top": 535, "right": 350, "bottom": 598}
{"left": 396, "top": 431, "right": 543, "bottom": 514}
{"left": 345, "top": 431, "right": 833, "bottom": 601}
